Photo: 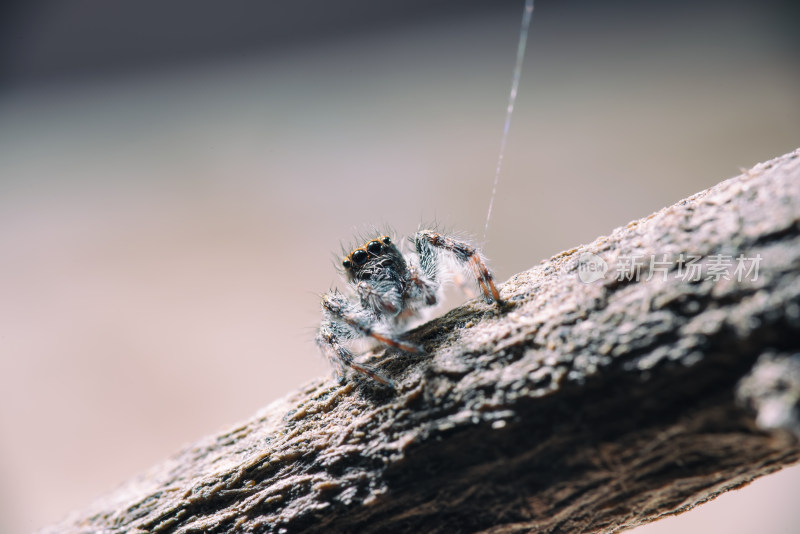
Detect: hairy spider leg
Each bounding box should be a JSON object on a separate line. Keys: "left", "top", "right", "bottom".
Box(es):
{"left": 356, "top": 279, "right": 402, "bottom": 316}
{"left": 316, "top": 326, "right": 394, "bottom": 387}
{"left": 404, "top": 265, "right": 439, "bottom": 307}
{"left": 415, "top": 230, "right": 502, "bottom": 304}
{"left": 321, "top": 292, "right": 421, "bottom": 352}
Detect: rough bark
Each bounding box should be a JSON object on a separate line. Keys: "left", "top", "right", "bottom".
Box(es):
{"left": 45, "top": 148, "right": 800, "bottom": 534}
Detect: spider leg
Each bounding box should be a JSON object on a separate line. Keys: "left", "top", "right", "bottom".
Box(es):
{"left": 356, "top": 279, "right": 403, "bottom": 317}
{"left": 405, "top": 265, "right": 438, "bottom": 307}
{"left": 415, "top": 229, "right": 502, "bottom": 304}
{"left": 316, "top": 324, "right": 394, "bottom": 387}
{"left": 322, "top": 292, "right": 422, "bottom": 353}
{"left": 317, "top": 291, "right": 421, "bottom": 386}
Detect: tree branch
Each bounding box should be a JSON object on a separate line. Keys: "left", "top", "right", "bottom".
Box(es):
{"left": 45, "top": 148, "right": 800, "bottom": 534}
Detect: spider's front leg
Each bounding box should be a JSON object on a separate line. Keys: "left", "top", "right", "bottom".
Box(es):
{"left": 355, "top": 278, "right": 403, "bottom": 317}
{"left": 317, "top": 322, "right": 394, "bottom": 387}
{"left": 321, "top": 292, "right": 421, "bottom": 353}
{"left": 316, "top": 291, "right": 420, "bottom": 387}
{"left": 415, "top": 229, "right": 503, "bottom": 304}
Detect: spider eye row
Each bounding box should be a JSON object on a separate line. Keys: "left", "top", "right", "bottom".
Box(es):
{"left": 342, "top": 236, "right": 392, "bottom": 269}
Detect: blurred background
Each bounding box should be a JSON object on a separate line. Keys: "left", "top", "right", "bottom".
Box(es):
{"left": 1, "top": 0, "right": 798, "bottom": 532}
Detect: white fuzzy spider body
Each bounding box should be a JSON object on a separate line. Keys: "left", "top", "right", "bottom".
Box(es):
{"left": 316, "top": 229, "right": 501, "bottom": 387}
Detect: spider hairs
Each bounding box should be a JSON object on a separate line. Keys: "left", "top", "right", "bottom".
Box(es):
{"left": 316, "top": 226, "right": 502, "bottom": 387}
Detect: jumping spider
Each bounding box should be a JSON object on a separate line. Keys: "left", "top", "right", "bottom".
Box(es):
{"left": 316, "top": 229, "right": 502, "bottom": 387}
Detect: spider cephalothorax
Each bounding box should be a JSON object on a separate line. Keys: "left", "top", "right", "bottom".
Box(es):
{"left": 317, "top": 229, "right": 502, "bottom": 387}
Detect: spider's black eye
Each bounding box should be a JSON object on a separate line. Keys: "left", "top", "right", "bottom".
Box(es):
{"left": 382, "top": 236, "right": 391, "bottom": 245}
{"left": 367, "top": 241, "right": 382, "bottom": 255}
{"left": 342, "top": 259, "right": 352, "bottom": 269}
{"left": 352, "top": 249, "right": 368, "bottom": 266}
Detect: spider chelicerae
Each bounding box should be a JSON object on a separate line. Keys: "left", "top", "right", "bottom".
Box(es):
{"left": 316, "top": 229, "right": 503, "bottom": 387}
